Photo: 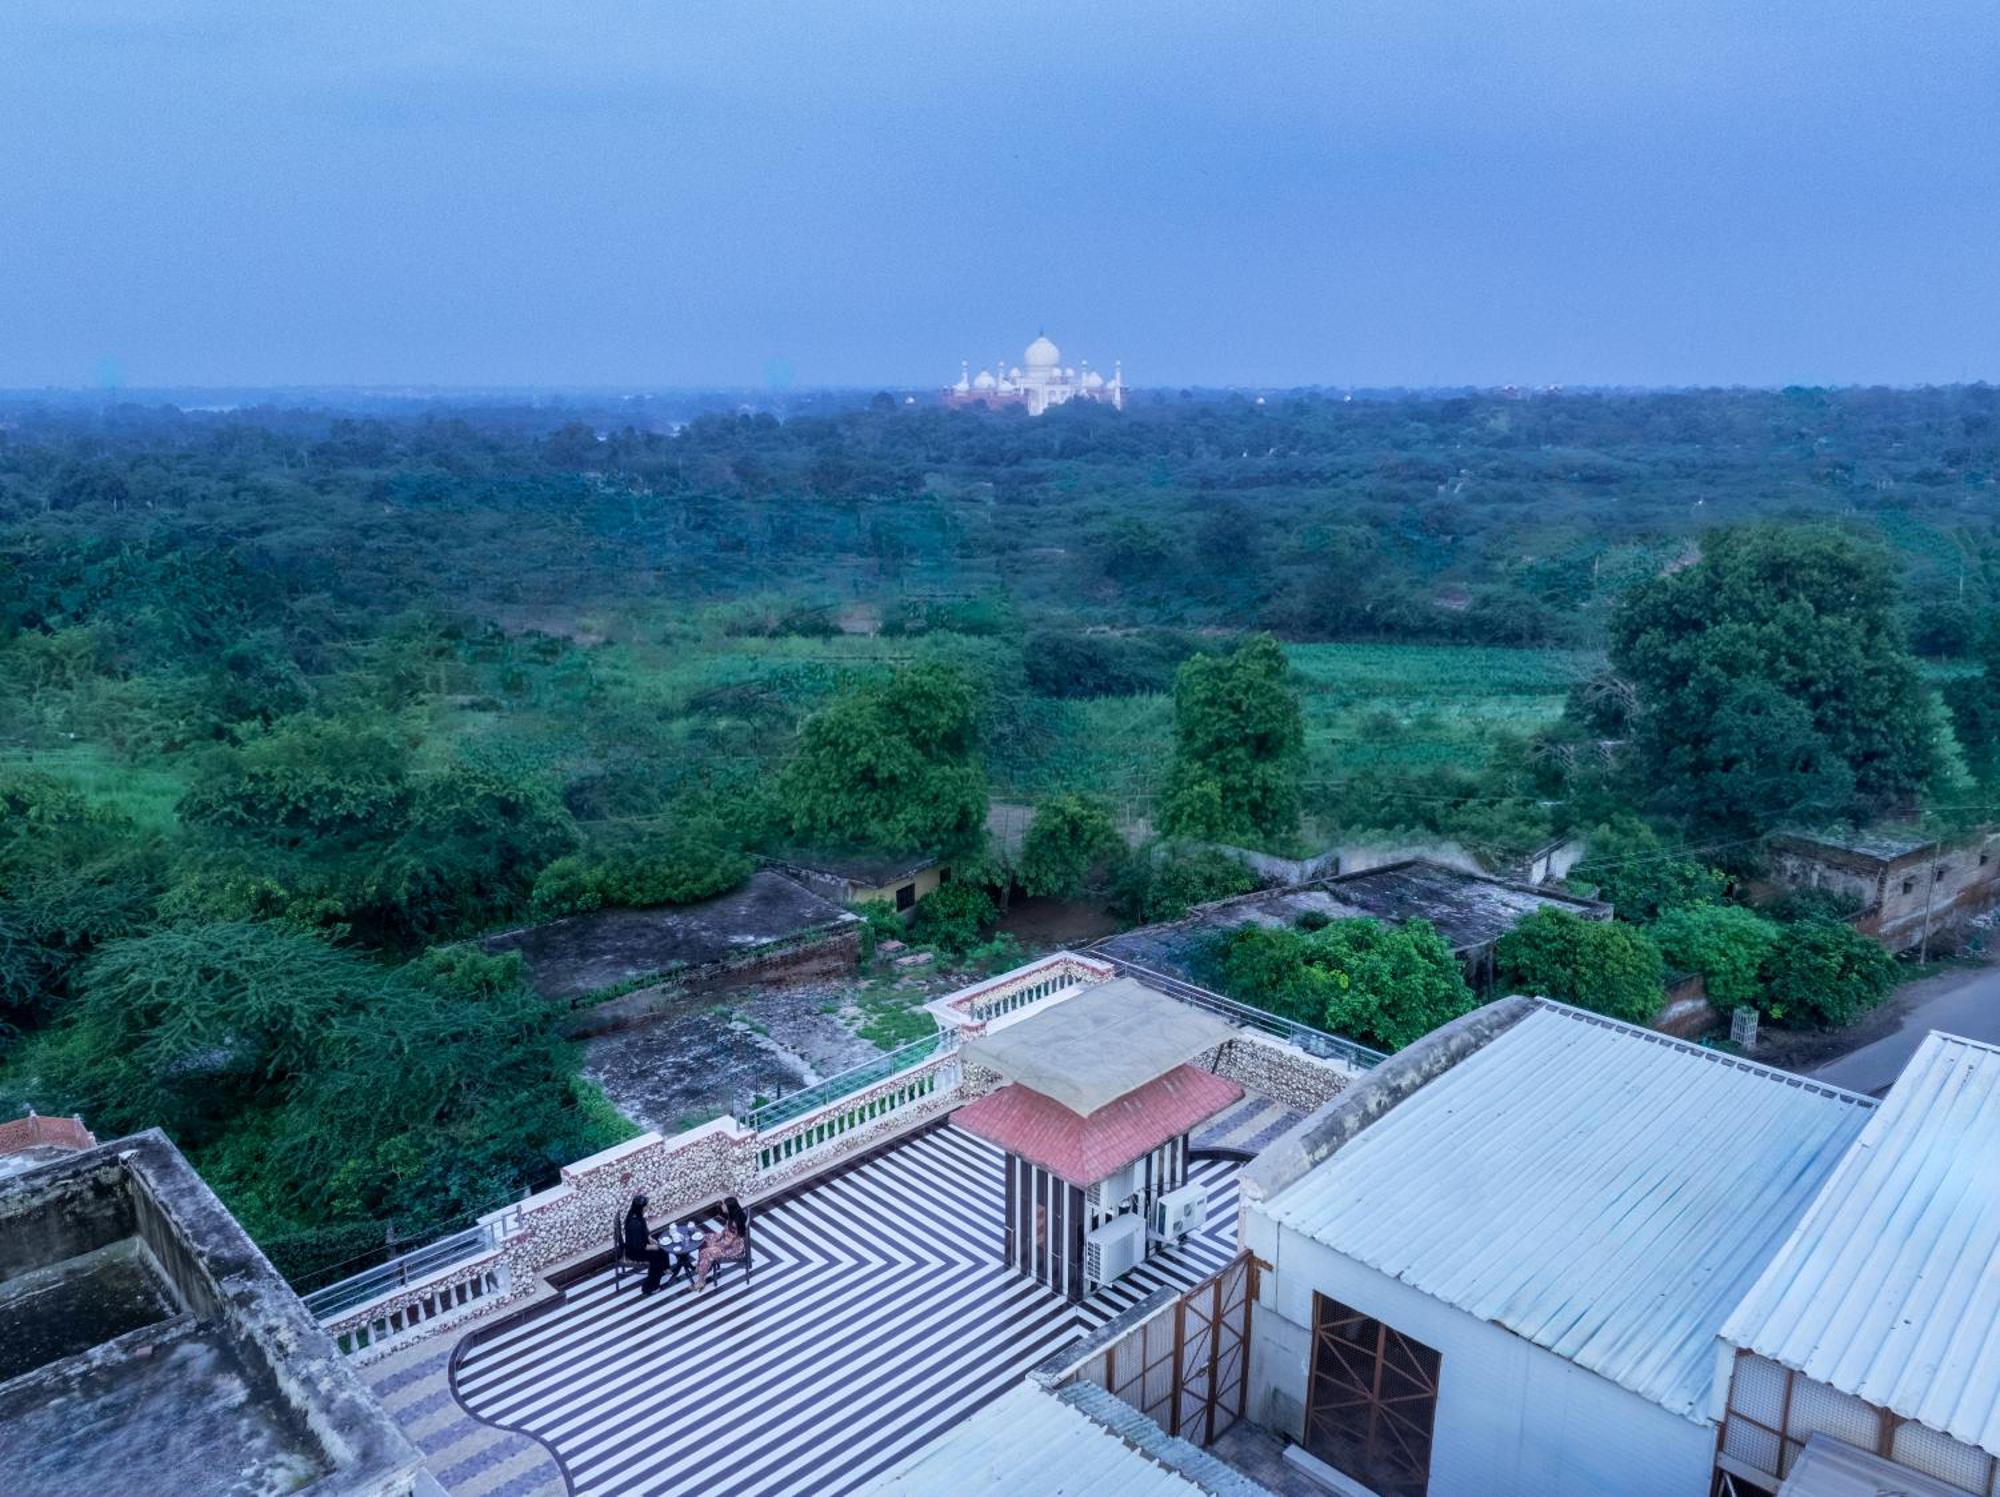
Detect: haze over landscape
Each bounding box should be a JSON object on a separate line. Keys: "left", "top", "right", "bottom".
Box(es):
{"left": 3, "top": 0, "right": 1996, "bottom": 390}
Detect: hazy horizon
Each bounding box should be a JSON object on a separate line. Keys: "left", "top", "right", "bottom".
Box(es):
{"left": 4, "top": 1, "right": 1995, "bottom": 391}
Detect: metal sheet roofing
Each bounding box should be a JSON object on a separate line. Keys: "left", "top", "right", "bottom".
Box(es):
{"left": 1260, "top": 1001, "right": 1874, "bottom": 1421}
{"left": 1721, "top": 1031, "right": 2000, "bottom": 1456}
{"left": 952, "top": 1065, "right": 1244, "bottom": 1186}
{"left": 857, "top": 1382, "right": 1214, "bottom": 1496}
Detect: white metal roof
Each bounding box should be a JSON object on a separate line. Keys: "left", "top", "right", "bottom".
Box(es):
{"left": 857, "top": 1383, "right": 1212, "bottom": 1496}
{"left": 1722, "top": 1031, "right": 2000, "bottom": 1456}
{"left": 1260, "top": 1001, "right": 1874, "bottom": 1422}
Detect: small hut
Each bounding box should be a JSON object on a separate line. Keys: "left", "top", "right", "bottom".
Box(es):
{"left": 951, "top": 979, "right": 1241, "bottom": 1301}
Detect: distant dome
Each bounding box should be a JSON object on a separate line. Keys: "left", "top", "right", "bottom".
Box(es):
{"left": 1082, "top": 370, "right": 1105, "bottom": 389}
{"left": 1025, "top": 334, "right": 1060, "bottom": 369}
{"left": 972, "top": 369, "right": 997, "bottom": 390}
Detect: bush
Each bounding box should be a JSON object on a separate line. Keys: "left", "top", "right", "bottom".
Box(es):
{"left": 1567, "top": 815, "right": 1727, "bottom": 922}
{"left": 911, "top": 881, "right": 997, "bottom": 955}
{"left": 1113, "top": 844, "right": 1261, "bottom": 924}
{"left": 1019, "top": 793, "right": 1124, "bottom": 899}
{"left": 1759, "top": 916, "right": 1899, "bottom": 1029}
{"left": 1494, "top": 908, "right": 1667, "bottom": 1025}
{"left": 1649, "top": 904, "right": 1782, "bottom": 1010}
{"left": 1207, "top": 917, "right": 1474, "bottom": 1052}
{"left": 530, "top": 833, "right": 751, "bottom": 917}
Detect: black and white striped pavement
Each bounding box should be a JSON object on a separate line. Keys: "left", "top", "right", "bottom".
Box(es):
{"left": 451, "top": 1125, "right": 1243, "bottom": 1497}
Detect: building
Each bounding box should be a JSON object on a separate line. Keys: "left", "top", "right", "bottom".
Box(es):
{"left": 943, "top": 332, "right": 1125, "bottom": 415}
{"left": 1714, "top": 1030, "right": 2000, "bottom": 1496}
{"left": 476, "top": 866, "right": 861, "bottom": 1024}
{"left": 0, "top": 1129, "right": 423, "bottom": 1497}
{"left": 771, "top": 849, "right": 953, "bottom": 913}
{"left": 1766, "top": 827, "right": 2000, "bottom": 953}
{"left": 1096, "top": 859, "right": 1612, "bottom": 988}
{"left": 1238, "top": 997, "right": 1874, "bottom": 1497}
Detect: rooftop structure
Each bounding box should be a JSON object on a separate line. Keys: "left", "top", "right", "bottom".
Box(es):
{"left": 1095, "top": 859, "right": 1610, "bottom": 985}
{"left": 1721, "top": 1031, "right": 2000, "bottom": 1469}
{"left": 0, "top": 1130, "right": 421, "bottom": 1497}
{"left": 1766, "top": 827, "right": 2000, "bottom": 954}
{"left": 0, "top": 1108, "right": 95, "bottom": 1181}
{"left": 943, "top": 332, "right": 1125, "bottom": 415}
{"left": 477, "top": 866, "right": 859, "bottom": 1004}
{"left": 769, "top": 849, "right": 952, "bottom": 913}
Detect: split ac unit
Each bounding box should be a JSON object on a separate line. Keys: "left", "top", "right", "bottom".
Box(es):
{"left": 1084, "top": 1211, "right": 1147, "bottom": 1289}
{"left": 1152, "top": 1183, "right": 1208, "bottom": 1242}
{"left": 1090, "top": 1159, "right": 1145, "bottom": 1215}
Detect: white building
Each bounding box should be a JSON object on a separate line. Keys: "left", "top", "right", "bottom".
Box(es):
{"left": 1238, "top": 998, "right": 1875, "bottom": 1497}
{"left": 944, "top": 332, "right": 1124, "bottom": 415}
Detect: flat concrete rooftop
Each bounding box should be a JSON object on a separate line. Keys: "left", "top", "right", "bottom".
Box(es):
{"left": 479, "top": 867, "right": 859, "bottom": 1002}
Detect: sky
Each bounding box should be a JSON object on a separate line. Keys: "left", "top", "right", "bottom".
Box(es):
{"left": 1, "top": 1, "right": 1996, "bottom": 390}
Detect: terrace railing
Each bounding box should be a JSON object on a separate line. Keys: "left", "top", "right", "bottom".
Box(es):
{"left": 748, "top": 1028, "right": 959, "bottom": 1131}
{"left": 753, "top": 1032, "right": 962, "bottom": 1174}
{"left": 929, "top": 952, "right": 1116, "bottom": 1034}
{"left": 302, "top": 1223, "right": 497, "bottom": 1322}
{"left": 1098, "top": 958, "right": 1388, "bottom": 1072}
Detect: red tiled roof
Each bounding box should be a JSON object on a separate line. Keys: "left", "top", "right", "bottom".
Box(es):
{"left": 951, "top": 1064, "right": 1243, "bottom": 1187}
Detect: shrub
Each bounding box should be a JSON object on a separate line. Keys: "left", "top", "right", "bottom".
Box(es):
{"left": 1649, "top": 904, "right": 1782, "bottom": 1010}
{"left": 530, "top": 834, "right": 751, "bottom": 917}
{"left": 1759, "top": 917, "right": 1898, "bottom": 1029}
{"left": 1208, "top": 917, "right": 1473, "bottom": 1052}
{"left": 1567, "top": 815, "right": 1727, "bottom": 922}
{"left": 1494, "top": 908, "right": 1666, "bottom": 1025}
{"left": 1113, "top": 844, "right": 1261, "bottom": 924}
{"left": 1018, "top": 793, "right": 1124, "bottom": 899}
{"left": 911, "top": 881, "right": 997, "bottom": 956}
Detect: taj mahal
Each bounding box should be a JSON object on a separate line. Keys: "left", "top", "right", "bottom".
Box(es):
{"left": 942, "top": 332, "right": 1124, "bottom": 415}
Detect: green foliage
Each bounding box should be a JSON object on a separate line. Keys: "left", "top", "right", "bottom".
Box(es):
{"left": 1160, "top": 635, "right": 1305, "bottom": 843}
{"left": 1494, "top": 908, "right": 1667, "bottom": 1025}
{"left": 1207, "top": 916, "right": 1474, "bottom": 1051}
{"left": 910, "top": 881, "right": 997, "bottom": 956}
{"left": 1113, "top": 843, "right": 1262, "bottom": 924}
{"left": 779, "top": 664, "right": 988, "bottom": 855}
{"left": 1609, "top": 525, "right": 1938, "bottom": 835}
{"left": 1568, "top": 815, "right": 1728, "bottom": 921}
{"left": 850, "top": 897, "right": 906, "bottom": 958}
{"left": 530, "top": 832, "right": 751, "bottom": 917}
{"left": 1018, "top": 793, "right": 1125, "bottom": 899}
{"left": 1758, "top": 916, "right": 1899, "bottom": 1029}
{"left": 1649, "top": 903, "right": 1781, "bottom": 1009}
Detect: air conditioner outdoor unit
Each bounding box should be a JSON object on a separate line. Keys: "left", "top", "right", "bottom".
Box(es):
{"left": 1090, "top": 1159, "right": 1145, "bottom": 1216}
{"left": 1152, "top": 1183, "right": 1208, "bottom": 1243}
{"left": 1084, "top": 1212, "right": 1147, "bottom": 1289}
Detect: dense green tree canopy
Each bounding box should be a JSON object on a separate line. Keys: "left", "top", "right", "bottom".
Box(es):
{"left": 1207, "top": 916, "right": 1474, "bottom": 1051}
{"left": 1609, "top": 525, "right": 1939, "bottom": 835}
{"left": 1160, "top": 635, "right": 1305, "bottom": 844}
{"left": 1758, "top": 916, "right": 1899, "bottom": 1030}
{"left": 779, "top": 664, "right": 988, "bottom": 855}
{"left": 1494, "top": 907, "right": 1666, "bottom": 1025}
{"left": 1649, "top": 903, "right": 1782, "bottom": 1009}
{"left": 1018, "top": 793, "right": 1125, "bottom": 899}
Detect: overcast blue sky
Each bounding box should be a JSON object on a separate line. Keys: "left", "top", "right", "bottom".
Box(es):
{"left": 2, "top": 2, "right": 1995, "bottom": 389}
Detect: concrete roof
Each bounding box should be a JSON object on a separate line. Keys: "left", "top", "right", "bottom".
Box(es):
{"left": 775, "top": 849, "right": 942, "bottom": 886}
{"left": 1260, "top": 1001, "right": 1875, "bottom": 1422}
{"left": 478, "top": 867, "right": 857, "bottom": 1001}
{"left": 859, "top": 1381, "right": 1270, "bottom": 1496}
{"left": 1722, "top": 1031, "right": 2000, "bottom": 1457}
{"left": 1773, "top": 827, "right": 1947, "bottom": 864}
{"left": 962, "top": 977, "right": 1239, "bottom": 1116}
{"left": 953, "top": 1065, "right": 1243, "bottom": 1186}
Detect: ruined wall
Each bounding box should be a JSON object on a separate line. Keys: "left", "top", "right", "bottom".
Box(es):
{"left": 563, "top": 925, "right": 862, "bottom": 1038}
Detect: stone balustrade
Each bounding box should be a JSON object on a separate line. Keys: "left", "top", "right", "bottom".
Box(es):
{"left": 925, "top": 951, "right": 1116, "bottom": 1037}
{"left": 320, "top": 1248, "right": 511, "bottom": 1361}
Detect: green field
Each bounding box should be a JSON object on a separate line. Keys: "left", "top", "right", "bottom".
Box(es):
{"left": 0, "top": 744, "right": 187, "bottom": 830}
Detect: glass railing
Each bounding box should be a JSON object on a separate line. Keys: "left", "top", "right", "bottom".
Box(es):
{"left": 747, "top": 1027, "right": 960, "bottom": 1132}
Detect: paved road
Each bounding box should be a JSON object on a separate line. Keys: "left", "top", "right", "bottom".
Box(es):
{"left": 1811, "top": 957, "right": 2000, "bottom": 1095}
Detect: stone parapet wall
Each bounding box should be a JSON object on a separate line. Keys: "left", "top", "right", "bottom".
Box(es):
{"left": 1200, "top": 1032, "right": 1358, "bottom": 1116}
{"left": 563, "top": 925, "right": 863, "bottom": 1038}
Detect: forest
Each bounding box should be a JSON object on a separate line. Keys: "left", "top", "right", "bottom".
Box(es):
{"left": 3, "top": 383, "right": 1998, "bottom": 1284}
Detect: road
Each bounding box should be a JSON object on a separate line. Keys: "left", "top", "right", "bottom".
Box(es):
{"left": 1810, "top": 956, "right": 2000, "bottom": 1095}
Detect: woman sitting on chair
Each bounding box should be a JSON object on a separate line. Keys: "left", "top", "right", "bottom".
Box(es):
{"left": 692, "top": 1197, "right": 748, "bottom": 1292}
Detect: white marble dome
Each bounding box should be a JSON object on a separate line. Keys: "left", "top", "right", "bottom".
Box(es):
{"left": 1024, "top": 334, "right": 1060, "bottom": 369}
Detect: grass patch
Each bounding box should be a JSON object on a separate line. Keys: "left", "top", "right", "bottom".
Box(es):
{"left": 0, "top": 743, "right": 187, "bottom": 830}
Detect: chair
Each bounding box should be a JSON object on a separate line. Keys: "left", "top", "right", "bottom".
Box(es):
{"left": 611, "top": 1213, "right": 645, "bottom": 1292}
{"left": 696, "top": 1213, "right": 753, "bottom": 1291}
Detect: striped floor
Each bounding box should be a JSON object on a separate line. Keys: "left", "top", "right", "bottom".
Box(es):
{"left": 452, "top": 1125, "right": 1244, "bottom": 1497}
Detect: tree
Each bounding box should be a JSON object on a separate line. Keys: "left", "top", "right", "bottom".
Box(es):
{"left": 911, "top": 882, "right": 997, "bottom": 955}
{"left": 1649, "top": 903, "right": 1781, "bottom": 1009}
{"left": 1018, "top": 794, "right": 1124, "bottom": 899}
{"left": 1208, "top": 917, "right": 1473, "bottom": 1051}
{"left": 1159, "top": 635, "right": 1304, "bottom": 844}
{"left": 1112, "top": 844, "right": 1262, "bottom": 924}
{"left": 1609, "top": 525, "right": 1938, "bottom": 835}
{"left": 1944, "top": 614, "right": 2000, "bottom": 785}
{"left": 1568, "top": 815, "right": 1727, "bottom": 922}
{"left": 1494, "top": 908, "right": 1666, "bottom": 1025}
{"left": 779, "top": 665, "right": 988, "bottom": 855}
{"left": 1758, "top": 916, "right": 1898, "bottom": 1029}
{"left": 530, "top": 829, "right": 751, "bottom": 917}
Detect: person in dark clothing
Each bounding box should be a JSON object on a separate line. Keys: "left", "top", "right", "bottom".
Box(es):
{"left": 623, "top": 1193, "right": 672, "bottom": 1295}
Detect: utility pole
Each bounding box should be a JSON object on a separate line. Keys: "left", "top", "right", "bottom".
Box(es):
{"left": 1919, "top": 838, "right": 1942, "bottom": 966}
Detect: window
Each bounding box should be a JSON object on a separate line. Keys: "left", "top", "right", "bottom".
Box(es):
{"left": 1902, "top": 877, "right": 1917, "bottom": 895}
{"left": 1304, "top": 1294, "right": 1441, "bottom": 1497}
{"left": 895, "top": 882, "right": 916, "bottom": 911}
{"left": 1981, "top": 852, "right": 1990, "bottom": 867}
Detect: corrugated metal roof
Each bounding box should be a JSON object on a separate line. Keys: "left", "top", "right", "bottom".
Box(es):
{"left": 952, "top": 1066, "right": 1243, "bottom": 1186}
{"left": 1261, "top": 1001, "right": 1874, "bottom": 1421}
{"left": 856, "top": 1382, "right": 1214, "bottom": 1496}
{"left": 1721, "top": 1031, "right": 2000, "bottom": 1456}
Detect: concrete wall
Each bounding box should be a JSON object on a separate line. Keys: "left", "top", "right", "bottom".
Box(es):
{"left": 1769, "top": 834, "right": 2000, "bottom": 953}
{"left": 855, "top": 864, "right": 948, "bottom": 910}
{"left": 1245, "top": 1214, "right": 1716, "bottom": 1497}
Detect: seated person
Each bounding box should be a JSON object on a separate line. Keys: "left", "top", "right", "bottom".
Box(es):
{"left": 693, "top": 1197, "right": 748, "bottom": 1292}
{"left": 622, "top": 1193, "right": 673, "bottom": 1295}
